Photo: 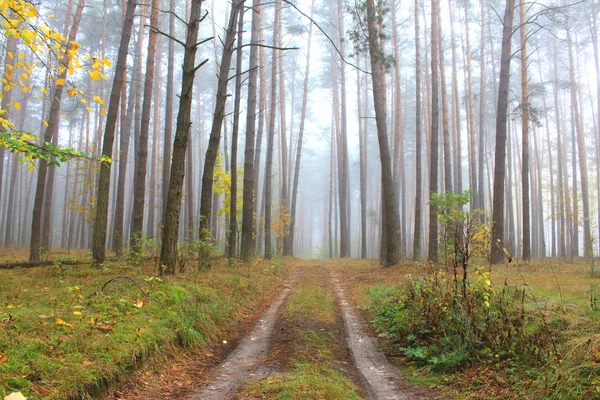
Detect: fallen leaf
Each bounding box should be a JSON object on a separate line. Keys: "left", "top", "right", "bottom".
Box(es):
{"left": 55, "top": 319, "right": 73, "bottom": 328}
{"left": 133, "top": 299, "right": 144, "bottom": 309}
{"left": 30, "top": 387, "right": 50, "bottom": 396}
{"left": 82, "top": 360, "right": 93, "bottom": 366}
{"left": 0, "top": 353, "right": 7, "bottom": 363}
{"left": 73, "top": 311, "right": 82, "bottom": 316}
{"left": 39, "top": 314, "right": 52, "bottom": 319}
{"left": 4, "top": 392, "right": 26, "bottom": 400}
{"left": 96, "top": 324, "right": 113, "bottom": 331}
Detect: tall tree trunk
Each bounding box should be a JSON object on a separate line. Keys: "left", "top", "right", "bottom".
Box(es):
{"left": 199, "top": 0, "right": 244, "bottom": 261}
{"left": 477, "top": 0, "right": 486, "bottom": 211}
{"left": 357, "top": 58, "right": 368, "bottom": 259}
{"left": 568, "top": 29, "right": 591, "bottom": 257}
{"left": 413, "top": 0, "right": 423, "bottom": 260}
{"left": 463, "top": 0, "right": 478, "bottom": 211}
{"left": 366, "top": 0, "right": 400, "bottom": 266}
{"left": 490, "top": 0, "right": 515, "bottom": 264}
{"left": 92, "top": 0, "right": 137, "bottom": 262}
{"left": 263, "top": 0, "right": 282, "bottom": 259}
{"left": 159, "top": 0, "right": 205, "bottom": 274}
{"left": 284, "top": 0, "right": 314, "bottom": 257}
{"left": 438, "top": 7, "right": 451, "bottom": 194}
{"left": 449, "top": 0, "right": 462, "bottom": 193}
{"left": 520, "top": 0, "right": 530, "bottom": 261}
{"left": 428, "top": 0, "right": 440, "bottom": 262}
{"left": 240, "top": 0, "right": 262, "bottom": 261}
{"left": 130, "top": 0, "right": 159, "bottom": 252}
{"left": 162, "top": 0, "right": 176, "bottom": 225}
{"left": 31, "top": 0, "right": 86, "bottom": 261}
{"left": 228, "top": 7, "right": 245, "bottom": 259}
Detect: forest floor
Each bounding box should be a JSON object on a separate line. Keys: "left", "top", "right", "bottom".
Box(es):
{"left": 101, "top": 260, "right": 440, "bottom": 400}
{"left": 3, "top": 250, "right": 600, "bottom": 399}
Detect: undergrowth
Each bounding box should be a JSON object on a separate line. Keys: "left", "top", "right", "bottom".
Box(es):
{"left": 366, "top": 192, "right": 600, "bottom": 399}
{"left": 0, "top": 258, "right": 284, "bottom": 399}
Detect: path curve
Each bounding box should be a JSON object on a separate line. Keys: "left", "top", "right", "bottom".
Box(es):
{"left": 330, "top": 270, "right": 426, "bottom": 400}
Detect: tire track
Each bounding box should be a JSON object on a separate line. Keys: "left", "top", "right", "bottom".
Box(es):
{"left": 190, "top": 273, "right": 297, "bottom": 399}
{"left": 330, "top": 270, "right": 430, "bottom": 400}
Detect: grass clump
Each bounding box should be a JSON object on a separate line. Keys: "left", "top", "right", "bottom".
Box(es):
{"left": 240, "top": 362, "right": 363, "bottom": 400}
{"left": 285, "top": 279, "right": 335, "bottom": 324}
{"left": 0, "top": 257, "right": 285, "bottom": 399}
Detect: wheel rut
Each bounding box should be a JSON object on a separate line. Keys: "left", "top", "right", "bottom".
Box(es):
{"left": 193, "top": 263, "right": 436, "bottom": 399}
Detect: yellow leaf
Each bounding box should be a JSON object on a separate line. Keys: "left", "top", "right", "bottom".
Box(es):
{"left": 4, "top": 391, "right": 27, "bottom": 400}
{"left": 55, "top": 319, "right": 73, "bottom": 328}
{"left": 80, "top": 98, "right": 86, "bottom": 104}
{"left": 42, "top": 120, "right": 48, "bottom": 127}
{"left": 12, "top": 101, "right": 20, "bottom": 110}
{"left": 101, "top": 108, "right": 107, "bottom": 117}
{"left": 7, "top": 51, "right": 13, "bottom": 59}
{"left": 88, "top": 70, "right": 101, "bottom": 81}
{"left": 73, "top": 311, "right": 82, "bottom": 316}
{"left": 68, "top": 88, "right": 77, "bottom": 97}
{"left": 93, "top": 96, "right": 104, "bottom": 105}
{"left": 133, "top": 299, "right": 144, "bottom": 309}
{"left": 86, "top": 106, "right": 92, "bottom": 113}
{"left": 55, "top": 78, "right": 65, "bottom": 86}
{"left": 41, "top": 87, "right": 47, "bottom": 95}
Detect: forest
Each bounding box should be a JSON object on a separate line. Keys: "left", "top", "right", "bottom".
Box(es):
{"left": 1, "top": 0, "right": 600, "bottom": 399}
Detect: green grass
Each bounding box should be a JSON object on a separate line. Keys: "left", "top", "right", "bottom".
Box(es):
{"left": 240, "top": 362, "right": 363, "bottom": 400}
{"left": 0, "top": 258, "right": 285, "bottom": 399}
{"left": 285, "top": 279, "right": 335, "bottom": 324}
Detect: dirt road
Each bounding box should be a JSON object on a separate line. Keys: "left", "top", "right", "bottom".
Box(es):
{"left": 105, "top": 262, "right": 438, "bottom": 399}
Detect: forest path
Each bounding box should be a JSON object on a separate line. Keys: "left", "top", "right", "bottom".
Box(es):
{"left": 103, "top": 261, "right": 439, "bottom": 399}
{"left": 193, "top": 262, "right": 435, "bottom": 399}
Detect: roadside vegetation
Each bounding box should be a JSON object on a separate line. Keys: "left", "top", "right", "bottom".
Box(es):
{"left": 0, "top": 251, "right": 285, "bottom": 400}
{"left": 351, "top": 193, "right": 600, "bottom": 399}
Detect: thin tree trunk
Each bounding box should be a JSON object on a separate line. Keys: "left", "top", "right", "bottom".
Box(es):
{"left": 228, "top": 7, "right": 245, "bottom": 259}
{"left": 159, "top": 0, "right": 205, "bottom": 273}
{"left": 284, "top": 0, "right": 314, "bottom": 257}
{"left": 520, "top": 0, "right": 530, "bottom": 261}
{"left": 31, "top": 0, "right": 85, "bottom": 261}
{"left": 490, "top": 0, "right": 515, "bottom": 264}
{"left": 240, "top": 0, "right": 262, "bottom": 261}
{"left": 199, "top": 0, "right": 245, "bottom": 262}
{"left": 130, "top": 0, "right": 159, "bottom": 252}
{"left": 162, "top": 0, "right": 176, "bottom": 225}
{"left": 463, "top": 0, "right": 478, "bottom": 211}
{"left": 428, "top": 0, "right": 440, "bottom": 263}
{"left": 413, "top": 0, "right": 423, "bottom": 260}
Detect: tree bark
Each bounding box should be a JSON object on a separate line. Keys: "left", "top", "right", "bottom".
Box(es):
{"left": 413, "top": 0, "right": 423, "bottom": 260}
{"left": 366, "top": 0, "right": 400, "bottom": 266}
{"left": 159, "top": 0, "right": 205, "bottom": 274}
{"left": 490, "top": 0, "right": 515, "bottom": 264}
{"left": 199, "top": 0, "right": 245, "bottom": 260}
{"left": 428, "top": 0, "right": 440, "bottom": 263}
{"left": 519, "top": 0, "right": 531, "bottom": 261}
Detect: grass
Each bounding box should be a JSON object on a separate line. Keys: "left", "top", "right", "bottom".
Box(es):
{"left": 285, "top": 278, "right": 336, "bottom": 324}
{"left": 349, "top": 257, "right": 600, "bottom": 399}
{"left": 0, "top": 254, "right": 286, "bottom": 399}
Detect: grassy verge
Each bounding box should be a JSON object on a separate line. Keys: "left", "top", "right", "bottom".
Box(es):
{"left": 239, "top": 274, "right": 364, "bottom": 399}
{"left": 0, "top": 256, "right": 285, "bottom": 399}
{"left": 360, "top": 259, "right": 600, "bottom": 399}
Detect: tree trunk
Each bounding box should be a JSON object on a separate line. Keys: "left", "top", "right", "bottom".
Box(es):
{"left": 159, "top": 0, "right": 204, "bottom": 274}
{"left": 263, "top": 0, "right": 282, "bottom": 260}
{"left": 240, "top": 0, "right": 262, "bottom": 261}
{"left": 520, "top": 0, "right": 530, "bottom": 261}
{"left": 366, "top": 0, "right": 400, "bottom": 266}
{"left": 31, "top": 0, "right": 86, "bottom": 261}
{"left": 568, "top": 29, "right": 591, "bottom": 257}
{"left": 130, "top": 0, "right": 159, "bottom": 253}
{"left": 490, "top": 0, "right": 515, "bottom": 264}
{"left": 284, "top": 0, "right": 314, "bottom": 257}
{"left": 162, "top": 0, "right": 176, "bottom": 226}
{"left": 463, "top": 0, "right": 478, "bottom": 211}
{"left": 199, "top": 0, "right": 244, "bottom": 261}
{"left": 413, "top": 0, "right": 423, "bottom": 260}
{"left": 228, "top": 7, "right": 245, "bottom": 259}
{"left": 428, "top": 0, "right": 440, "bottom": 263}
